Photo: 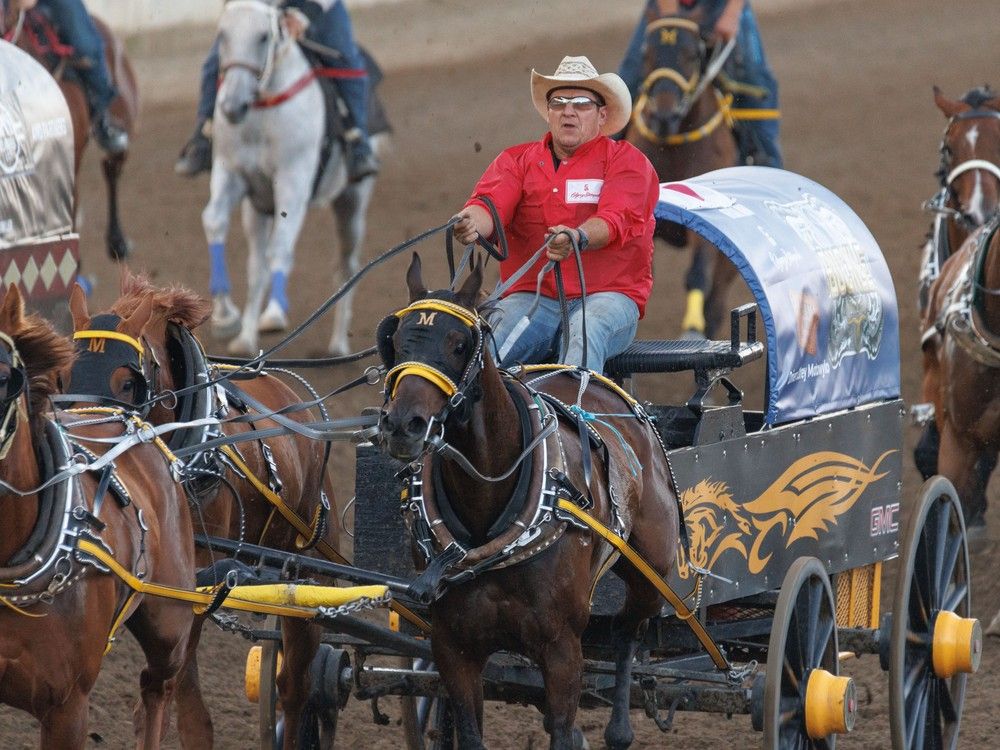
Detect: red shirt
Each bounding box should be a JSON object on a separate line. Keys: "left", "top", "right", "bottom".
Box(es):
{"left": 464, "top": 133, "right": 659, "bottom": 317}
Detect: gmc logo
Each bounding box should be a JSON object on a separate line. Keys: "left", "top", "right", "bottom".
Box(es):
{"left": 870, "top": 503, "right": 900, "bottom": 536}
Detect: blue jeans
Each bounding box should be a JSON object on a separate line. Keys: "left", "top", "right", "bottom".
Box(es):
{"left": 619, "top": 2, "right": 782, "bottom": 167}
{"left": 197, "top": 0, "right": 370, "bottom": 144}
{"left": 40, "top": 0, "right": 116, "bottom": 114}
{"left": 487, "top": 292, "right": 639, "bottom": 372}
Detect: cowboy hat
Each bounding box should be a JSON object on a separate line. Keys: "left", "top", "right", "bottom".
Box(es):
{"left": 530, "top": 55, "right": 632, "bottom": 136}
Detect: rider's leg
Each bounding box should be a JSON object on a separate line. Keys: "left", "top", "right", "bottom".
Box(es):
{"left": 613, "top": 11, "right": 647, "bottom": 140}
{"left": 729, "top": 5, "right": 783, "bottom": 168}
{"left": 306, "top": 0, "right": 379, "bottom": 182}
{"left": 560, "top": 293, "right": 639, "bottom": 372}
{"left": 485, "top": 294, "right": 562, "bottom": 369}
{"left": 44, "top": 0, "right": 127, "bottom": 153}
{"left": 175, "top": 37, "right": 220, "bottom": 177}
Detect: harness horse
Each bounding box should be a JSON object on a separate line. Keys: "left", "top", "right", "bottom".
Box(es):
{"left": 204, "top": 0, "right": 385, "bottom": 357}
{"left": 377, "top": 255, "right": 679, "bottom": 749}
{"left": 2, "top": 1, "right": 138, "bottom": 262}
{"left": 63, "top": 273, "right": 342, "bottom": 749}
{"left": 915, "top": 86, "right": 1000, "bottom": 528}
{"left": 625, "top": 5, "right": 768, "bottom": 338}
{"left": 0, "top": 285, "right": 194, "bottom": 749}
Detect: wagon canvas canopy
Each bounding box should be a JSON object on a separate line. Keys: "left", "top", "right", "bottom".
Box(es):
{"left": 655, "top": 166, "right": 901, "bottom": 425}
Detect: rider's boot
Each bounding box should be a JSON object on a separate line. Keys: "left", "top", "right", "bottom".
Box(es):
{"left": 91, "top": 110, "right": 128, "bottom": 154}
{"left": 347, "top": 134, "right": 379, "bottom": 183}
{"left": 175, "top": 119, "right": 213, "bottom": 177}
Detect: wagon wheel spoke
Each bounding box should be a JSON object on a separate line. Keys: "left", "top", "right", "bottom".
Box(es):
{"left": 937, "top": 678, "right": 959, "bottom": 725}
{"left": 936, "top": 533, "right": 962, "bottom": 604}
{"left": 903, "top": 658, "right": 928, "bottom": 700}
{"left": 941, "top": 582, "right": 968, "bottom": 614}
{"left": 812, "top": 613, "right": 835, "bottom": 667}
{"left": 905, "top": 675, "right": 930, "bottom": 747}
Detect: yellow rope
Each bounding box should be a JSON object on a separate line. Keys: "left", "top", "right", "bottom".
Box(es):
{"left": 556, "top": 499, "right": 730, "bottom": 670}
{"left": 518, "top": 364, "right": 639, "bottom": 407}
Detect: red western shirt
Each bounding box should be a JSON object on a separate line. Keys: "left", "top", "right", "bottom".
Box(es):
{"left": 464, "top": 132, "right": 659, "bottom": 317}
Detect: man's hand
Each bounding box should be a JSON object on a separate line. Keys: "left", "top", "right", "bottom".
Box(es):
{"left": 545, "top": 225, "right": 581, "bottom": 262}
{"left": 452, "top": 209, "right": 482, "bottom": 245}
{"left": 283, "top": 9, "right": 309, "bottom": 40}
{"left": 713, "top": 0, "right": 744, "bottom": 44}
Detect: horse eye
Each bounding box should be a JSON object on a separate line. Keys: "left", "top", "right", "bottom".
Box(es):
{"left": 259, "top": 32, "right": 268, "bottom": 45}
{"left": 454, "top": 341, "right": 467, "bottom": 356}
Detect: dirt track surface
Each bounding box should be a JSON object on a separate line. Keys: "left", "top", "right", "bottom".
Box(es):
{"left": 3, "top": 0, "right": 1000, "bottom": 747}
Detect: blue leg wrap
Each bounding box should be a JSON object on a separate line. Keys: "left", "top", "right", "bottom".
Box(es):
{"left": 270, "top": 270, "right": 288, "bottom": 312}
{"left": 209, "top": 242, "right": 230, "bottom": 295}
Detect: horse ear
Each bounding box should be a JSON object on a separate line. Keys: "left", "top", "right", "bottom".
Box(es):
{"left": 69, "top": 283, "right": 91, "bottom": 332}
{"left": 0, "top": 284, "right": 25, "bottom": 332}
{"left": 455, "top": 256, "right": 484, "bottom": 310}
{"left": 119, "top": 295, "right": 154, "bottom": 340}
{"left": 406, "top": 252, "right": 427, "bottom": 302}
{"left": 933, "top": 86, "right": 968, "bottom": 118}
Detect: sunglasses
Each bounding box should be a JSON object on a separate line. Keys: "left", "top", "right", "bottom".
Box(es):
{"left": 547, "top": 95, "right": 603, "bottom": 112}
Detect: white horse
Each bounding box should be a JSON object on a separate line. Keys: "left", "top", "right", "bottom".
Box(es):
{"left": 204, "top": 0, "right": 382, "bottom": 355}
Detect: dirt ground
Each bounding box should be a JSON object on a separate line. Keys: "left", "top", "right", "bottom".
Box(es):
{"left": 3, "top": 0, "right": 1000, "bottom": 747}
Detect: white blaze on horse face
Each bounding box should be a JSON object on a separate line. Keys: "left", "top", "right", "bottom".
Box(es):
{"left": 964, "top": 125, "right": 988, "bottom": 224}
{"left": 217, "top": 4, "right": 279, "bottom": 122}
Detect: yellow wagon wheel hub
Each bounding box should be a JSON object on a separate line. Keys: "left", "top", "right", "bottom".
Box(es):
{"left": 932, "top": 610, "right": 982, "bottom": 678}
{"left": 804, "top": 668, "right": 857, "bottom": 739}
{"left": 245, "top": 645, "right": 283, "bottom": 703}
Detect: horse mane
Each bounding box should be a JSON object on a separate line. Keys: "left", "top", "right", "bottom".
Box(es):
{"left": 961, "top": 86, "right": 998, "bottom": 110}
{"left": 9, "top": 311, "right": 75, "bottom": 420}
{"left": 113, "top": 273, "right": 212, "bottom": 331}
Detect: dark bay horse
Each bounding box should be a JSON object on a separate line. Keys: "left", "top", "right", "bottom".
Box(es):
{"left": 3, "top": 1, "right": 138, "bottom": 260}
{"left": 920, "top": 218, "right": 1000, "bottom": 532}
{"left": 918, "top": 85, "right": 1000, "bottom": 313}
{"left": 377, "top": 255, "right": 679, "bottom": 749}
{"left": 625, "top": 3, "right": 740, "bottom": 338}
{"left": 64, "top": 273, "right": 340, "bottom": 749}
{"left": 0, "top": 284, "right": 194, "bottom": 748}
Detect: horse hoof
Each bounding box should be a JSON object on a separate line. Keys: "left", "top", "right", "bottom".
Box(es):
{"left": 987, "top": 610, "right": 1000, "bottom": 638}
{"left": 573, "top": 727, "right": 591, "bottom": 750}
{"left": 107, "top": 237, "right": 133, "bottom": 262}
{"left": 211, "top": 295, "right": 241, "bottom": 340}
{"left": 227, "top": 335, "right": 257, "bottom": 357}
{"left": 257, "top": 299, "right": 289, "bottom": 333}
{"left": 326, "top": 339, "right": 350, "bottom": 357}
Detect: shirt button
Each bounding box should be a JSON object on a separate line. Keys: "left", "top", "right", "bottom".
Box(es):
{"left": 552, "top": 188, "right": 558, "bottom": 193}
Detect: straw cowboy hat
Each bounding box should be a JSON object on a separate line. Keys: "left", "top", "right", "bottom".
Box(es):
{"left": 530, "top": 55, "right": 632, "bottom": 136}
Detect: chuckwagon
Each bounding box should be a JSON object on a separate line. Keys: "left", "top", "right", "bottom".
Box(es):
{"left": 0, "top": 40, "right": 79, "bottom": 328}
{"left": 197, "top": 168, "right": 979, "bottom": 749}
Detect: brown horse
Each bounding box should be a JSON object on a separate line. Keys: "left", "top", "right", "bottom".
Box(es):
{"left": 64, "top": 273, "right": 340, "bottom": 749}
{"left": 3, "top": 1, "right": 138, "bottom": 260}
{"left": 377, "top": 255, "right": 678, "bottom": 749}
{"left": 918, "top": 85, "right": 1000, "bottom": 313}
{"left": 0, "top": 284, "right": 194, "bottom": 748}
{"left": 625, "top": 3, "right": 741, "bottom": 339}
{"left": 920, "top": 218, "right": 1000, "bottom": 531}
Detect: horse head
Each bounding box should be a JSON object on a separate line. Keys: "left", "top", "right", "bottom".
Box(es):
{"left": 65, "top": 272, "right": 211, "bottom": 419}
{"left": 216, "top": 0, "right": 293, "bottom": 124}
{"left": 934, "top": 85, "right": 1000, "bottom": 235}
{"left": 377, "top": 253, "right": 486, "bottom": 462}
{"left": 632, "top": 8, "right": 707, "bottom": 139}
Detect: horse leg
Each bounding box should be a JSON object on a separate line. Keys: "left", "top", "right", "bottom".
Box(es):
{"left": 704, "top": 248, "right": 738, "bottom": 339}
{"left": 275, "top": 618, "right": 325, "bottom": 750}
{"left": 102, "top": 151, "right": 132, "bottom": 260}
{"left": 538, "top": 636, "right": 585, "bottom": 750}
{"left": 432, "top": 635, "right": 487, "bottom": 749}
{"left": 40, "top": 688, "right": 89, "bottom": 750}
{"left": 936, "top": 421, "right": 987, "bottom": 527}
{"left": 172, "top": 616, "right": 215, "bottom": 749}
{"left": 227, "top": 200, "right": 272, "bottom": 354}
{"left": 202, "top": 167, "right": 245, "bottom": 339}
{"left": 328, "top": 179, "right": 374, "bottom": 355}
{"left": 682, "top": 237, "right": 710, "bottom": 337}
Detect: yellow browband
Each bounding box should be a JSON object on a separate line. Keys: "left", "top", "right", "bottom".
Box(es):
{"left": 645, "top": 17, "right": 700, "bottom": 35}
{"left": 73, "top": 330, "right": 145, "bottom": 365}
{"left": 387, "top": 300, "right": 479, "bottom": 397}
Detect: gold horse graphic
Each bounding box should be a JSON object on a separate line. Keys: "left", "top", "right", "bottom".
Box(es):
{"left": 677, "top": 450, "right": 894, "bottom": 578}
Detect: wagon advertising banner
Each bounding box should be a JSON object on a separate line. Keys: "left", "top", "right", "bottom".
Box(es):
{"left": 0, "top": 41, "right": 75, "bottom": 249}
{"left": 655, "top": 166, "right": 900, "bottom": 425}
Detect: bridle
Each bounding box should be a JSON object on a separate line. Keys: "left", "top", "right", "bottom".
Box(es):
{"left": 631, "top": 17, "right": 735, "bottom": 146}
{"left": 66, "top": 318, "right": 155, "bottom": 414}
{"left": 935, "top": 108, "right": 1000, "bottom": 232}
{"left": 0, "top": 331, "right": 27, "bottom": 461}
{"left": 218, "top": 0, "right": 283, "bottom": 98}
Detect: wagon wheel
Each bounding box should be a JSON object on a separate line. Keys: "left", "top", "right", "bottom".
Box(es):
{"left": 762, "top": 556, "right": 856, "bottom": 749}
{"left": 400, "top": 658, "right": 455, "bottom": 750}
{"left": 889, "top": 476, "right": 981, "bottom": 750}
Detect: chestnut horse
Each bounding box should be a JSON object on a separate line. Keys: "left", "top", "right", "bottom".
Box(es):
{"left": 3, "top": 1, "right": 138, "bottom": 260}
{"left": 920, "top": 218, "right": 1000, "bottom": 531}
{"left": 625, "top": 3, "right": 740, "bottom": 338}
{"left": 377, "top": 255, "right": 678, "bottom": 749}
{"left": 918, "top": 85, "right": 1000, "bottom": 313}
{"left": 0, "top": 284, "right": 193, "bottom": 748}
{"left": 64, "top": 273, "right": 340, "bottom": 749}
